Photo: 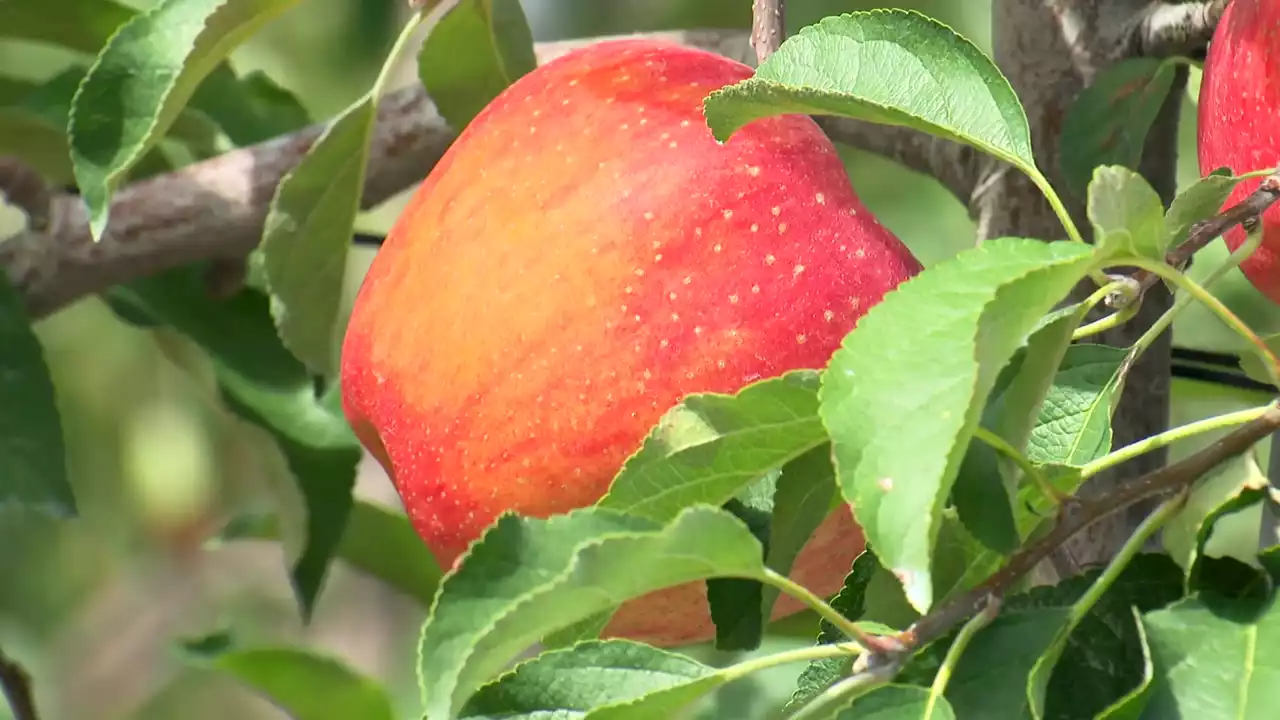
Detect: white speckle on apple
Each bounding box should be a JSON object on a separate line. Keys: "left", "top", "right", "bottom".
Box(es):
{"left": 815, "top": 192, "right": 826, "bottom": 204}
{"left": 713, "top": 243, "right": 722, "bottom": 253}
{"left": 771, "top": 205, "right": 781, "bottom": 216}
{"left": 778, "top": 222, "right": 789, "bottom": 233}
{"left": 722, "top": 209, "right": 733, "bottom": 220}
{"left": 643, "top": 211, "right": 654, "bottom": 220}
{"left": 751, "top": 284, "right": 761, "bottom": 294}
{"left": 682, "top": 276, "right": 692, "bottom": 285}
{"left": 793, "top": 264, "right": 805, "bottom": 277}
{"left": 750, "top": 223, "right": 759, "bottom": 232}
{"left": 747, "top": 165, "right": 761, "bottom": 176}
{"left": 765, "top": 254, "right": 776, "bottom": 265}
{"left": 796, "top": 334, "right": 807, "bottom": 344}
{"left": 824, "top": 310, "right": 835, "bottom": 322}
{"left": 729, "top": 293, "right": 740, "bottom": 304}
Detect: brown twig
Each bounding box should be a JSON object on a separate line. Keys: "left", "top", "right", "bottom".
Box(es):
{"left": 1123, "top": 173, "right": 1280, "bottom": 301}
{"left": 0, "top": 645, "right": 38, "bottom": 720}
{"left": 751, "top": 0, "right": 786, "bottom": 64}
{"left": 894, "top": 401, "right": 1280, "bottom": 655}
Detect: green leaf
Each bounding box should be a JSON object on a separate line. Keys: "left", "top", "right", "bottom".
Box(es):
{"left": 704, "top": 448, "right": 841, "bottom": 652}
{"left": 894, "top": 554, "right": 1181, "bottom": 719}
{"left": 207, "top": 647, "right": 395, "bottom": 720}
{"left": 707, "top": 477, "right": 776, "bottom": 651}
{"left": 937, "top": 607, "right": 1069, "bottom": 717}
{"left": 0, "top": 0, "right": 135, "bottom": 53}
{"left": 217, "top": 371, "right": 362, "bottom": 621}
{"left": 953, "top": 304, "right": 1086, "bottom": 553}
{"left": 786, "top": 551, "right": 881, "bottom": 713}
{"left": 1026, "top": 344, "right": 1127, "bottom": 467}
{"left": 759, "top": 446, "right": 842, "bottom": 619}
{"left": 103, "top": 270, "right": 361, "bottom": 620}
{"left": 258, "top": 97, "right": 374, "bottom": 376}
{"left": 460, "top": 640, "right": 722, "bottom": 720}
{"left": 220, "top": 499, "right": 443, "bottom": 606}
{"left": 598, "top": 371, "right": 826, "bottom": 522}
{"left": 417, "top": 504, "right": 771, "bottom": 719}
{"left": 189, "top": 65, "right": 312, "bottom": 146}
{"left": 1095, "top": 609, "right": 1155, "bottom": 720}
{"left": 104, "top": 266, "right": 307, "bottom": 388}
{"left": 1164, "top": 451, "right": 1271, "bottom": 574}
{"left": 1142, "top": 593, "right": 1280, "bottom": 719}
{"left": 1023, "top": 554, "right": 1185, "bottom": 719}
{"left": 839, "top": 684, "right": 956, "bottom": 719}
{"left": 1058, "top": 58, "right": 1178, "bottom": 201}
{"left": 69, "top": 0, "right": 301, "bottom": 240}
{"left": 0, "top": 276, "right": 72, "bottom": 516}
{"left": 1164, "top": 166, "right": 1243, "bottom": 251}
{"left": 819, "top": 237, "right": 1098, "bottom": 612}
{"left": 1087, "top": 165, "right": 1170, "bottom": 261}
{"left": 418, "top": 0, "right": 537, "bottom": 129}
{"left": 704, "top": 9, "right": 1037, "bottom": 180}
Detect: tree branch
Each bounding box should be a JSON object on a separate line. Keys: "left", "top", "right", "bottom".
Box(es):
{"left": 0, "top": 645, "right": 38, "bottom": 720}
{"left": 1122, "top": 0, "right": 1232, "bottom": 60}
{"left": 751, "top": 0, "right": 785, "bottom": 64}
{"left": 1126, "top": 172, "right": 1280, "bottom": 298}
{"left": 899, "top": 400, "right": 1280, "bottom": 655}
{"left": 0, "top": 28, "right": 975, "bottom": 320}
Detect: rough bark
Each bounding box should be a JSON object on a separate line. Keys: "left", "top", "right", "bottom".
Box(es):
{"left": 983, "top": 0, "right": 1192, "bottom": 575}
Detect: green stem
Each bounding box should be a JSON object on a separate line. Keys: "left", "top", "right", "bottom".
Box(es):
{"left": 1027, "top": 169, "right": 1113, "bottom": 289}
{"left": 787, "top": 666, "right": 892, "bottom": 720}
{"left": 370, "top": 9, "right": 428, "bottom": 99}
{"left": 1124, "top": 226, "right": 1266, "bottom": 375}
{"left": 1080, "top": 404, "right": 1272, "bottom": 480}
{"left": 762, "top": 569, "right": 886, "bottom": 651}
{"left": 972, "top": 427, "right": 1063, "bottom": 503}
{"left": 1052, "top": 491, "right": 1188, "bottom": 653}
{"left": 1072, "top": 281, "right": 1142, "bottom": 340}
{"left": 926, "top": 599, "right": 999, "bottom": 717}
{"left": 1125, "top": 253, "right": 1280, "bottom": 386}
{"left": 720, "top": 641, "right": 864, "bottom": 683}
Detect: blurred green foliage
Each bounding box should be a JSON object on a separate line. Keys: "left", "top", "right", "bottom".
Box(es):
{"left": 0, "top": 1, "right": 1271, "bottom": 718}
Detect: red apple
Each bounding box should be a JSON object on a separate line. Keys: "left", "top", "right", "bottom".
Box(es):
{"left": 340, "top": 38, "right": 922, "bottom": 646}
{"left": 1198, "top": 0, "right": 1280, "bottom": 302}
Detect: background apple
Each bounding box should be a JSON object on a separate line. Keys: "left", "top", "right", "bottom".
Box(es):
{"left": 1198, "top": 0, "right": 1280, "bottom": 302}
{"left": 342, "top": 37, "right": 926, "bottom": 646}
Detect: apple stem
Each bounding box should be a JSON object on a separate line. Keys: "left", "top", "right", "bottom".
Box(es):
{"left": 750, "top": 0, "right": 786, "bottom": 64}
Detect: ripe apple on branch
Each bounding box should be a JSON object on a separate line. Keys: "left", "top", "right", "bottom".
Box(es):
{"left": 340, "top": 38, "right": 922, "bottom": 646}
{"left": 10, "top": 0, "right": 1280, "bottom": 718}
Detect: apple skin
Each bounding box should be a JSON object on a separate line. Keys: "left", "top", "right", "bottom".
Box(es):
{"left": 1198, "top": 0, "right": 1280, "bottom": 303}
{"left": 340, "top": 38, "right": 922, "bottom": 646}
